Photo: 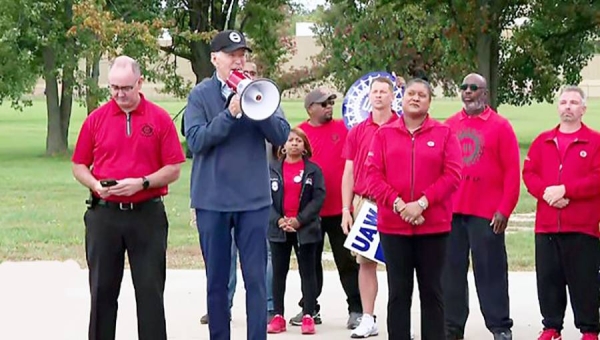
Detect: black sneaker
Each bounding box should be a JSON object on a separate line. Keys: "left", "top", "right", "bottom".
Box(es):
{"left": 290, "top": 311, "right": 322, "bottom": 326}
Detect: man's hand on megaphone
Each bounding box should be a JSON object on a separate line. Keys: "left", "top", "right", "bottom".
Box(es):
{"left": 228, "top": 95, "right": 241, "bottom": 117}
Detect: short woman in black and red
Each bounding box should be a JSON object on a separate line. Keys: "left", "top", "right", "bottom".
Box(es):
{"left": 267, "top": 127, "right": 325, "bottom": 335}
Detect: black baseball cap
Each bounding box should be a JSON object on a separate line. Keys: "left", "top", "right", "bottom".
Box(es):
{"left": 210, "top": 30, "right": 253, "bottom": 53}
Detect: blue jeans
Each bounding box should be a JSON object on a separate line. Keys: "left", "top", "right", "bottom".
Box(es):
{"left": 228, "top": 229, "right": 274, "bottom": 313}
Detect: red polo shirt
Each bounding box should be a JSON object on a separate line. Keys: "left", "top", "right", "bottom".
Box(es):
{"left": 298, "top": 119, "right": 348, "bottom": 216}
{"left": 72, "top": 94, "right": 186, "bottom": 203}
{"left": 342, "top": 113, "right": 399, "bottom": 198}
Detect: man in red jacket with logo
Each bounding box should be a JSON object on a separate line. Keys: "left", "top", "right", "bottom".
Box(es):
{"left": 523, "top": 86, "right": 600, "bottom": 340}
{"left": 443, "top": 73, "right": 520, "bottom": 340}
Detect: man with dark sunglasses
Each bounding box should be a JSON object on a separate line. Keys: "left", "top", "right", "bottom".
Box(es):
{"left": 443, "top": 73, "right": 521, "bottom": 340}
{"left": 295, "top": 88, "right": 363, "bottom": 329}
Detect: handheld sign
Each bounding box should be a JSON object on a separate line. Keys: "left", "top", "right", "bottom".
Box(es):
{"left": 341, "top": 71, "right": 404, "bottom": 129}
{"left": 343, "top": 200, "right": 385, "bottom": 265}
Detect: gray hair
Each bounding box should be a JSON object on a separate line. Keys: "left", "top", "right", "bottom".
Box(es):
{"left": 560, "top": 85, "right": 586, "bottom": 106}
{"left": 109, "top": 55, "right": 141, "bottom": 77}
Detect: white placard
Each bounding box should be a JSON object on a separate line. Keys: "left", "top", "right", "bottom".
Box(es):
{"left": 343, "top": 201, "right": 386, "bottom": 265}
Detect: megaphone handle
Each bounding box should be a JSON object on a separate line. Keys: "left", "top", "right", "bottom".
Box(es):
{"left": 224, "top": 93, "right": 235, "bottom": 109}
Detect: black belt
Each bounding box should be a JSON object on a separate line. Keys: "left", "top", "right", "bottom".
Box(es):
{"left": 95, "top": 197, "right": 163, "bottom": 211}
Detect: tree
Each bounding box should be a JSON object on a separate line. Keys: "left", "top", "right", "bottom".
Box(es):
{"left": 0, "top": 0, "right": 163, "bottom": 155}
{"left": 72, "top": 0, "right": 164, "bottom": 114}
{"left": 157, "top": 0, "right": 326, "bottom": 92}
{"left": 317, "top": 0, "right": 600, "bottom": 109}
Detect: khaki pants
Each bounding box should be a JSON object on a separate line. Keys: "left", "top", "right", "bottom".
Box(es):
{"left": 352, "top": 195, "right": 376, "bottom": 265}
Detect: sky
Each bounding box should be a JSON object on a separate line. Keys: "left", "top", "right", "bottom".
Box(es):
{"left": 294, "top": 0, "right": 327, "bottom": 11}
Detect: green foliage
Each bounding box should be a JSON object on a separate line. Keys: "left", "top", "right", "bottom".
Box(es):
{"left": 313, "top": 1, "right": 442, "bottom": 93}
{"left": 318, "top": 0, "right": 600, "bottom": 108}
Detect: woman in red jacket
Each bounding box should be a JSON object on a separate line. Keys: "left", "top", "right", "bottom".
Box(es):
{"left": 366, "top": 78, "right": 462, "bottom": 340}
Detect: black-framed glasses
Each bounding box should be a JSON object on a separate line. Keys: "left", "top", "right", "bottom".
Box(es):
{"left": 460, "top": 83, "right": 485, "bottom": 91}
{"left": 318, "top": 100, "right": 335, "bottom": 108}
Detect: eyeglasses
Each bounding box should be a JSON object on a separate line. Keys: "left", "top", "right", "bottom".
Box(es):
{"left": 109, "top": 79, "right": 139, "bottom": 93}
{"left": 318, "top": 100, "right": 335, "bottom": 108}
{"left": 460, "top": 83, "right": 485, "bottom": 91}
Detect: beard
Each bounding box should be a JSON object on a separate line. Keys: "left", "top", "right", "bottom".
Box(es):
{"left": 463, "top": 99, "right": 486, "bottom": 114}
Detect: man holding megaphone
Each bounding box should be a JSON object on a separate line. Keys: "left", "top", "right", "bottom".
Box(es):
{"left": 184, "top": 30, "right": 290, "bottom": 340}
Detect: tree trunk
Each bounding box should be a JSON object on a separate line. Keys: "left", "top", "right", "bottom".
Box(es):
{"left": 60, "top": 62, "right": 75, "bottom": 146}
{"left": 190, "top": 42, "right": 214, "bottom": 83}
{"left": 42, "top": 46, "right": 68, "bottom": 156}
{"left": 85, "top": 53, "right": 101, "bottom": 115}
{"left": 476, "top": 0, "right": 501, "bottom": 110}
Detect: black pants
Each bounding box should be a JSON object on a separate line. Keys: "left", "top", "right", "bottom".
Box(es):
{"left": 299, "top": 214, "right": 361, "bottom": 313}
{"left": 84, "top": 201, "right": 168, "bottom": 340}
{"left": 536, "top": 233, "right": 600, "bottom": 333}
{"left": 442, "top": 214, "right": 512, "bottom": 337}
{"left": 380, "top": 232, "right": 448, "bottom": 340}
{"left": 271, "top": 233, "right": 319, "bottom": 316}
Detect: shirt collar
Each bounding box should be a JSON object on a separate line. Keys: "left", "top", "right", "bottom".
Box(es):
{"left": 216, "top": 73, "right": 232, "bottom": 98}
{"left": 459, "top": 105, "right": 493, "bottom": 120}
{"left": 110, "top": 93, "right": 147, "bottom": 115}
{"left": 367, "top": 111, "right": 400, "bottom": 126}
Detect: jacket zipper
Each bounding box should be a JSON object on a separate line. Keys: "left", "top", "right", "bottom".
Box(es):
{"left": 554, "top": 137, "right": 576, "bottom": 233}
{"left": 126, "top": 113, "right": 131, "bottom": 136}
{"left": 410, "top": 134, "right": 416, "bottom": 200}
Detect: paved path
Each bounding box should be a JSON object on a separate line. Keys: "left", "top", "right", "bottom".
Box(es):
{"left": 0, "top": 261, "right": 583, "bottom": 339}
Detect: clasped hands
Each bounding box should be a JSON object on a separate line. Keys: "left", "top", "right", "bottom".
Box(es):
{"left": 395, "top": 198, "right": 425, "bottom": 226}
{"left": 278, "top": 217, "right": 300, "bottom": 232}
{"left": 543, "top": 185, "right": 570, "bottom": 209}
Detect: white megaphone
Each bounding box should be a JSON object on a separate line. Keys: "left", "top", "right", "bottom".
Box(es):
{"left": 225, "top": 70, "right": 281, "bottom": 121}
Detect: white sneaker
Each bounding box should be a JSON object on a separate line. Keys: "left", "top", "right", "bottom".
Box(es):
{"left": 350, "top": 314, "right": 378, "bottom": 338}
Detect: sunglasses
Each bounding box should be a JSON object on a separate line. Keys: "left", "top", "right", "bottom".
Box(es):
{"left": 318, "top": 100, "right": 335, "bottom": 108}
{"left": 460, "top": 83, "right": 485, "bottom": 91}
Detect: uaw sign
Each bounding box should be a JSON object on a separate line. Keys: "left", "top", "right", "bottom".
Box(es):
{"left": 343, "top": 200, "right": 385, "bottom": 265}
{"left": 341, "top": 71, "right": 404, "bottom": 129}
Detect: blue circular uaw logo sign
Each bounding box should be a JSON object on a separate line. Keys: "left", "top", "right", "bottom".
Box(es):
{"left": 342, "top": 71, "right": 404, "bottom": 129}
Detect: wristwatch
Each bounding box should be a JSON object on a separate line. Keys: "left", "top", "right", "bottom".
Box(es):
{"left": 392, "top": 197, "right": 401, "bottom": 214}
{"left": 142, "top": 177, "right": 150, "bottom": 190}
{"left": 417, "top": 198, "right": 427, "bottom": 210}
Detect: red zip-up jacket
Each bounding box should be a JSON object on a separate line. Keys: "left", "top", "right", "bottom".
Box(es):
{"left": 522, "top": 124, "right": 600, "bottom": 238}
{"left": 366, "top": 116, "right": 463, "bottom": 235}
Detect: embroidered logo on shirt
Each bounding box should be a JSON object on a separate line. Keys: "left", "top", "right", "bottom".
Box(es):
{"left": 457, "top": 128, "right": 484, "bottom": 166}
{"left": 141, "top": 124, "right": 154, "bottom": 137}
{"left": 427, "top": 141, "right": 435, "bottom": 147}
{"left": 332, "top": 133, "right": 340, "bottom": 143}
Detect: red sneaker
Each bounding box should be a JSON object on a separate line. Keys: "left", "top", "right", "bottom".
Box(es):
{"left": 301, "top": 314, "right": 316, "bottom": 335}
{"left": 582, "top": 333, "right": 599, "bottom": 340}
{"left": 538, "top": 329, "right": 561, "bottom": 340}
{"left": 267, "top": 315, "right": 286, "bottom": 334}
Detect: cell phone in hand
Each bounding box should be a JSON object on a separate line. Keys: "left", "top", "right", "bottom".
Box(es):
{"left": 100, "top": 179, "right": 118, "bottom": 187}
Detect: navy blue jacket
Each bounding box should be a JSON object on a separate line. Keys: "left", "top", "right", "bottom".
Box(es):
{"left": 268, "top": 159, "right": 325, "bottom": 244}
{"left": 184, "top": 74, "right": 290, "bottom": 211}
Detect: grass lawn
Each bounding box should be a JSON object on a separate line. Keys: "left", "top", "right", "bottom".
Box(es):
{"left": 2, "top": 98, "right": 600, "bottom": 270}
